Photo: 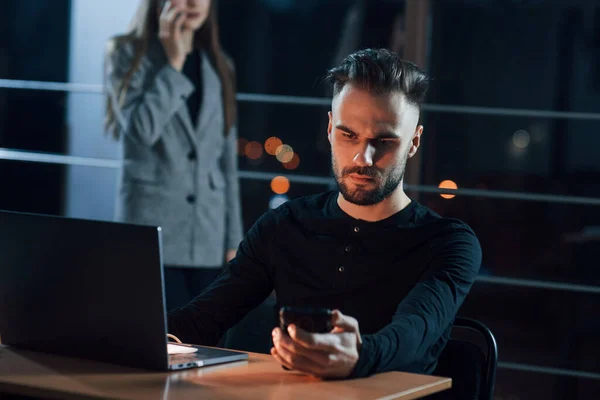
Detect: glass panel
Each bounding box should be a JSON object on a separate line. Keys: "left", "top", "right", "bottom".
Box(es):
{"left": 420, "top": 113, "right": 600, "bottom": 197}
{"left": 418, "top": 192, "right": 600, "bottom": 285}
{"left": 220, "top": 0, "right": 398, "bottom": 97}
{"left": 0, "top": 160, "right": 64, "bottom": 216}
{"left": 0, "top": 88, "right": 68, "bottom": 154}
{"left": 461, "top": 284, "right": 600, "bottom": 373}
{"left": 494, "top": 369, "right": 600, "bottom": 400}
{"left": 237, "top": 101, "right": 331, "bottom": 177}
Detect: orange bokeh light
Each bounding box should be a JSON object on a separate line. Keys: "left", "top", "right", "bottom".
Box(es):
{"left": 236, "top": 138, "right": 249, "bottom": 156}
{"left": 264, "top": 137, "right": 283, "bottom": 156}
{"left": 245, "top": 141, "right": 263, "bottom": 160}
{"left": 439, "top": 180, "right": 458, "bottom": 199}
{"left": 270, "top": 176, "right": 290, "bottom": 195}
{"left": 283, "top": 153, "right": 300, "bottom": 170}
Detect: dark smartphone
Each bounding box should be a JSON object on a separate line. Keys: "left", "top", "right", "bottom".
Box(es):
{"left": 279, "top": 306, "right": 333, "bottom": 334}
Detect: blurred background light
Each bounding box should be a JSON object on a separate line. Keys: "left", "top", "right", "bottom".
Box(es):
{"left": 270, "top": 175, "right": 290, "bottom": 194}
{"left": 438, "top": 180, "right": 458, "bottom": 199}
{"left": 268, "top": 194, "right": 289, "bottom": 209}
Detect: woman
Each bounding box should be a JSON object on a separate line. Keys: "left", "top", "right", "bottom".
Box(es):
{"left": 104, "top": 0, "right": 243, "bottom": 310}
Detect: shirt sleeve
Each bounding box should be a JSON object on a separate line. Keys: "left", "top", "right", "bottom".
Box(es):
{"left": 166, "top": 210, "right": 277, "bottom": 346}
{"left": 349, "top": 223, "right": 482, "bottom": 378}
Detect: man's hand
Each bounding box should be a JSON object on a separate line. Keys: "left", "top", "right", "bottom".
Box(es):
{"left": 271, "top": 310, "right": 362, "bottom": 379}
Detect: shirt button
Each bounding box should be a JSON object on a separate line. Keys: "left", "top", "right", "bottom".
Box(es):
{"left": 338, "top": 266, "right": 345, "bottom": 272}
{"left": 345, "top": 246, "right": 351, "bottom": 252}
{"left": 187, "top": 150, "right": 196, "bottom": 161}
{"left": 186, "top": 194, "right": 196, "bottom": 204}
{"left": 353, "top": 226, "right": 360, "bottom": 233}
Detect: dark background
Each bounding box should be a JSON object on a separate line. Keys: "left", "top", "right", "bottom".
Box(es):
{"left": 0, "top": 1, "right": 599, "bottom": 398}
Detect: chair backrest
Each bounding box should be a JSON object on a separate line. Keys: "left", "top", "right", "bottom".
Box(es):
{"left": 433, "top": 317, "right": 498, "bottom": 400}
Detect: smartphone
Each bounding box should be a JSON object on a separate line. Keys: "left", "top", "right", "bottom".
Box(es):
{"left": 279, "top": 306, "right": 333, "bottom": 334}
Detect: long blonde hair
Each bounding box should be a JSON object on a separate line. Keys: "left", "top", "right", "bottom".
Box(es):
{"left": 105, "top": 0, "right": 236, "bottom": 139}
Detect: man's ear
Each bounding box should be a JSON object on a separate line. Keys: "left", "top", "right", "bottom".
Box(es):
{"left": 327, "top": 111, "right": 333, "bottom": 143}
{"left": 407, "top": 125, "right": 423, "bottom": 158}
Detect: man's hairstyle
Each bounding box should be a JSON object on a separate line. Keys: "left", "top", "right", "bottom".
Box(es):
{"left": 325, "top": 48, "right": 429, "bottom": 109}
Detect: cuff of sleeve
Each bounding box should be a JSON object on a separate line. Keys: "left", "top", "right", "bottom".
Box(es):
{"left": 348, "top": 335, "right": 377, "bottom": 379}
{"left": 157, "top": 64, "right": 195, "bottom": 100}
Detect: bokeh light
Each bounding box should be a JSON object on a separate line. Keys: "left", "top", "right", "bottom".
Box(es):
{"left": 265, "top": 137, "right": 283, "bottom": 156}
{"left": 236, "top": 138, "right": 249, "bottom": 156}
{"left": 245, "top": 141, "right": 263, "bottom": 160}
{"left": 438, "top": 180, "right": 458, "bottom": 199}
{"left": 269, "top": 194, "right": 289, "bottom": 209}
{"left": 512, "top": 129, "right": 531, "bottom": 149}
{"left": 283, "top": 153, "right": 300, "bottom": 170}
{"left": 276, "top": 144, "right": 294, "bottom": 163}
{"left": 271, "top": 176, "right": 290, "bottom": 195}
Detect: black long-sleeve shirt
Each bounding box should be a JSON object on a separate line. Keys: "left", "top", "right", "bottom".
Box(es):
{"left": 167, "top": 191, "right": 482, "bottom": 378}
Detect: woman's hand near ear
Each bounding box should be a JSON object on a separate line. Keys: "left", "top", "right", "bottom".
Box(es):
{"left": 158, "top": 0, "right": 194, "bottom": 71}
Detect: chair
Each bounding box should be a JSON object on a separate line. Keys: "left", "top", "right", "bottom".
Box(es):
{"left": 430, "top": 317, "right": 498, "bottom": 400}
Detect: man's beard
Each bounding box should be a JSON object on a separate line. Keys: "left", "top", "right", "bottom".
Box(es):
{"left": 332, "top": 151, "right": 409, "bottom": 206}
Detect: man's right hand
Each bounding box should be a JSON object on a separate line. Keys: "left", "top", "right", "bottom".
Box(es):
{"left": 158, "top": 0, "right": 194, "bottom": 72}
{"left": 270, "top": 310, "right": 362, "bottom": 379}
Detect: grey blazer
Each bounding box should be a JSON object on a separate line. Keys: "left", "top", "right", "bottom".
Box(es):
{"left": 105, "top": 38, "right": 243, "bottom": 268}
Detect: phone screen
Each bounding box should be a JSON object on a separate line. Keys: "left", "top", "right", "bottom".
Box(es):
{"left": 279, "top": 306, "right": 333, "bottom": 334}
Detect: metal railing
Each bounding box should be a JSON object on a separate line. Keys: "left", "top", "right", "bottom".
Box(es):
{"left": 2, "top": 78, "right": 600, "bottom": 120}
{"left": 2, "top": 147, "right": 600, "bottom": 207}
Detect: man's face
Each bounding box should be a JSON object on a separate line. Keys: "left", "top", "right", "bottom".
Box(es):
{"left": 328, "top": 83, "right": 423, "bottom": 206}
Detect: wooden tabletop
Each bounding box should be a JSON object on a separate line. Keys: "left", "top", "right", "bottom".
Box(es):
{"left": 0, "top": 345, "right": 451, "bottom": 399}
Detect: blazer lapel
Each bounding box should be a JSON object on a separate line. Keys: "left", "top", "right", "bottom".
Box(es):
{"left": 195, "top": 52, "right": 222, "bottom": 143}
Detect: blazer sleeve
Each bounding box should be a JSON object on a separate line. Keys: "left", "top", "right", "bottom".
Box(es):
{"left": 104, "top": 39, "right": 195, "bottom": 146}
{"left": 220, "top": 124, "right": 244, "bottom": 250}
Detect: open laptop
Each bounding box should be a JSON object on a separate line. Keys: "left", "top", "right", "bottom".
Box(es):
{"left": 0, "top": 210, "right": 247, "bottom": 371}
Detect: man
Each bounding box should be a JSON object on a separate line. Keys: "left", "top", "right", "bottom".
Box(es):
{"left": 168, "top": 48, "right": 481, "bottom": 379}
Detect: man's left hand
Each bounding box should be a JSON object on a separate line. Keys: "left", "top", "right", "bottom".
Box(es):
{"left": 271, "top": 310, "right": 362, "bottom": 379}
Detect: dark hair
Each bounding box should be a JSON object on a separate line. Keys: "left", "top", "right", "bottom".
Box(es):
{"left": 325, "top": 48, "right": 429, "bottom": 109}
{"left": 105, "top": 0, "right": 236, "bottom": 139}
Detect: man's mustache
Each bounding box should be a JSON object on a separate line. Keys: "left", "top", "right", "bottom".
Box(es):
{"left": 342, "top": 167, "right": 380, "bottom": 178}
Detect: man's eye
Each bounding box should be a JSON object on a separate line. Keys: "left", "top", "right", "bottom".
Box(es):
{"left": 342, "top": 133, "right": 355, "bottom": 139}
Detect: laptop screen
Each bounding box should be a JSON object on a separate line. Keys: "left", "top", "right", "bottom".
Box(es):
{"left": 0, "top": 210, "right": 169, "bottom": 370}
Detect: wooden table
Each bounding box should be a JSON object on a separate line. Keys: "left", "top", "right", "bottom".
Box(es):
{"left": 0, "top": 345, "right": 451, "bottom": 399}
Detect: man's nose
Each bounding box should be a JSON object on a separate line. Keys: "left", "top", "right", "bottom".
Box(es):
{"left": 353, "top": 143, "right": 375, "bottom": 167}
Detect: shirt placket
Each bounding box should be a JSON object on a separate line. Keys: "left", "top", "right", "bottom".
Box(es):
{"left": 336, "top": 224, "right": 362, "bottom": 288}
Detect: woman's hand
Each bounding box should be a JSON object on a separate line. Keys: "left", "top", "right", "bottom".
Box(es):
{"left": 158, "top": 0, "right": 194, "bottom": 71}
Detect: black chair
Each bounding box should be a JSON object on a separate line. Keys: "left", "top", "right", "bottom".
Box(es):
{"left": 430, "top": 317, "right": 498, "bottom": 400}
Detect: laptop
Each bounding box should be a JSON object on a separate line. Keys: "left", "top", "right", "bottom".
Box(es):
{"left": 0, "top": 210, "right": 247, "bottom": 371}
